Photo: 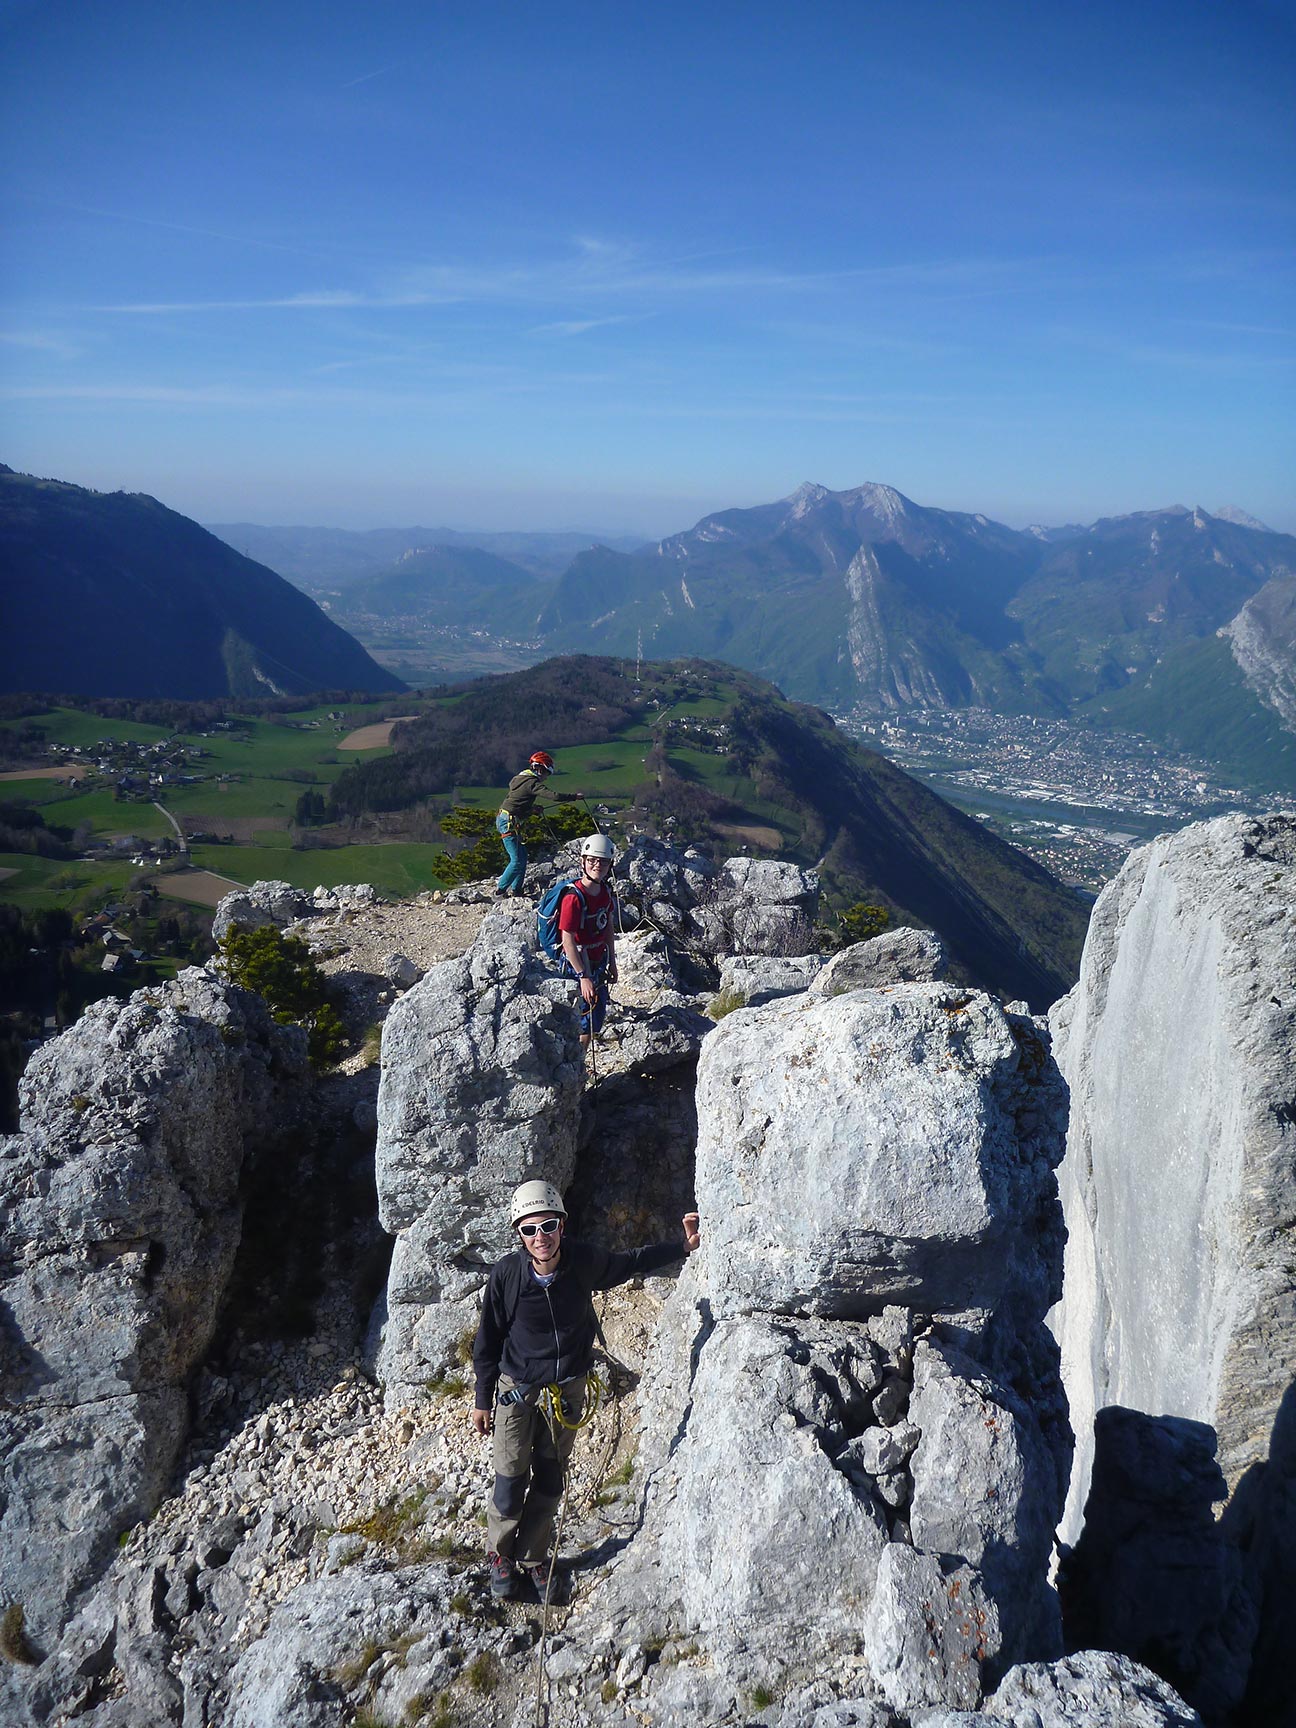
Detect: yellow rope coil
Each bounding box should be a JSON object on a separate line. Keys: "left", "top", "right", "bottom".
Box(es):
{"left": 542, "top": 1369, "right": 604, "bottom": 1431}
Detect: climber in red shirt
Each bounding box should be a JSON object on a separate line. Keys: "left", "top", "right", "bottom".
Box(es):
{"left": 558, "top": 833, "right": 619, "bottom": 1047}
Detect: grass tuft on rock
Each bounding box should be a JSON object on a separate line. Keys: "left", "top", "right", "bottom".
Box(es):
{"left": 0, "top": 1602, "right": 39, "bottom": 1665}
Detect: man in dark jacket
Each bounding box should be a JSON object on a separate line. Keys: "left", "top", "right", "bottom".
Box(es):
{"left": 472, "top": 1178, "right": 701, "bottom": 1600}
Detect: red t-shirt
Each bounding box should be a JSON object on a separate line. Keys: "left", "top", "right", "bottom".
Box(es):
{"left": 557, "top": 877, "right": 615, "bottom": 963}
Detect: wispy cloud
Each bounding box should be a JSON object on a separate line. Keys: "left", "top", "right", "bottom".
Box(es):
{"left": 340, "top": 62, "right": 401, "bottom": 89}
{"left": 87, "top": 241, "right": 1069, "bottom": 318}
{"left": 529, "top": 315, "right": 635, "bottom": 337}
{"left": 0, "top": 328, "right": 79, "bottom": 357}
{"left": 22, "top": 195, "right": 335, "bottom": 261}
{"left": 0, "top": 370, "right": 623, "bottom": 409}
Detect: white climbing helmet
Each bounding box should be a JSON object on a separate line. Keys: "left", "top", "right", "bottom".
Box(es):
{"left": 579, "top": 833, "right": 614, "bottom": 861}
{"left": 509, "top": 1179, "right": 567, "bottom": 1227}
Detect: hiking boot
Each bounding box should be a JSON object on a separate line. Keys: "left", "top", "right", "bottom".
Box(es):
{"left": 521, "top": 1560, "right": 570, "bottom": 1605}
{"left": 487, "top": 1551, "right": 515, "bottom": 1599}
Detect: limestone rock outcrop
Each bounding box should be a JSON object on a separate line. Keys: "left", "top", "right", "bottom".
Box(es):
{"left": 1049, "top": 812, "right": 1295, "bottom": 1721}
{"left": 698, "top": 985, "right": 1067, "bottom": 1335}
{"left": 371, "top": 910, "right": 585, "bottom": 1404}
{"left": 809, "top": 927, "right": 948, "bottom": 995}
{"left": 0, "top": 970, "right": 308, "bottom": 1646}
{"left": 717, "top": 952, "right": 824, "bottom": 1004}
{"left": 616, "top": 838, "right": 819, "bottom": 958}
{"left": 569, "top": 981, "right": 1072, "bottom": 1713}
{"left": 211, "top": 879, "right": 316, "bottom": 940}
{"left": 211, "top": 878, "right": 386, "bottom": 943}
{"left": 689, "top": 855, "right": 820, "bottom": 957}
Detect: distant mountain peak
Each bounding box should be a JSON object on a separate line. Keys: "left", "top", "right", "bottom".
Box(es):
{"left": 787, "top": 481, "right": 831, "bottom": 511}
{"left": 844, "top": 481, "right": 913, "bottom": 521}
{"left": 1215, "top": 504, "right": 1274, "bottom": 534}
{"left": 783, "top": 479, "right": 914, "bottom": 525}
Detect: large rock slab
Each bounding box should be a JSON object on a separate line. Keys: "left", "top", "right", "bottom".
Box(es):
{"left": 227, "top": 1563, "right": 466, "bottom": 1728}
{"left": 863, "top": 1544, "right": 999, "bottom": 1714}
{"left": 1048, "top": 814, "right": 1296, "bottom": 1716}
{"left": 1051, "top": 814, "right": 1296, "bottom": 1526}
{"left": 0, "top": 972, "right": 307, "bottom": 1646}
{"left": 371, "top": 912, "right": 585, "bottom": 1403}
{"left": 980, "top": 1651, "right": 1203, "bottom": 1727}
{"left": 211, "top": 879, "right": 316, "bottom": 940}
{"left": 718, "top": 952, "right": 824, "bottom": 1005}
{"left": 592, "top": 1310, "right": 891, "bottom": 1674}
{"left": 694, "top": 983, "right": 1068, "bottom": 1325}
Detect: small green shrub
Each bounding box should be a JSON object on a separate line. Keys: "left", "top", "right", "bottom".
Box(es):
{"left": 217, "top": 922, "right": 345, "bottom": 1067}
{"left": 835, "top": 902, "right": 889, "bottom": 946}
{"left": 334, "top": 1641, "right": 383, "bottom": 1689}
{"left": 423, "top": 1372, "right": 467, "bottom": 1400}
{"left": 750, "top": 1683, "right": 776, "bottom": 1709}
{"left": 431, "top": 802, "right": 590, "bottom": 885}
{"left": 607, "top": 1452, "right": 636, "bottom": 1487}
{"left": 707, "top": 987, "right": 747, "bottom": 1021}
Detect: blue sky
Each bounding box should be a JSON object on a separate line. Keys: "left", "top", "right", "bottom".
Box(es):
{"left": 2, "top": 0, "right": 1293, "bottom": 534}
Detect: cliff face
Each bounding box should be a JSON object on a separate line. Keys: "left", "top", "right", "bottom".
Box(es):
{"left": 1050, "top": 812, "right": 1296, "bottom": 1717}
{"left": 1051, "top": 814, "right": 1296, "bottom": 1523}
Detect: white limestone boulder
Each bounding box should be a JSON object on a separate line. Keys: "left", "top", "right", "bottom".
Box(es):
{"left": 695, "top": 983, "right": 1068, "bottom": 1323}
{"left": 908, "top": 1339, "right": 1063, "bottom": 1664}
{"left": 211, "top": 879, "right": 315, "bottom": 940}
{"left": 863, "top": 1544, "right": 1000, "bottom": 1714}
{"left": 717, "top": 952, "right": 824, "bottom": 1005}
{"left": 1050, "top": 813, "right": 1296, "bottom": 1534}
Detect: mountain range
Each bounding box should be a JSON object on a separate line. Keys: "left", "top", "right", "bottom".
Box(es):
{"left": 0, "top": 468, "right": 402, "bottom": 699}
{"left": 214, "top": 481, "right": 1296, "bottom": 792}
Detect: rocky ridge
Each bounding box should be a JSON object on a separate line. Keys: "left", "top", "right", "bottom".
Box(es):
{"left": 1, "top": 842, "right": 1209, "bottom": 1728}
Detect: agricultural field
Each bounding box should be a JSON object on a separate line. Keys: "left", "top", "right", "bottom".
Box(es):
{"left": 0, "top": 667, "right": 802, "bottom": 928}
{"left": 0, "top": 697, "right": 436, "bottom": 915}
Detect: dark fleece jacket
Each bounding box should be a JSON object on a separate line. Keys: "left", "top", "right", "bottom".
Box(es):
{"left": 472, "top": 1236, "right": 684, "bottom": 1408}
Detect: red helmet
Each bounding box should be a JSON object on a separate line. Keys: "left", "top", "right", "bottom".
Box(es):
{"left": 529, "top": 751, "right": 556, "bottom": 774}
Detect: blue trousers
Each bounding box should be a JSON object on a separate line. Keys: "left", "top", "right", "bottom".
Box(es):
{"left": 497, "top": 823, "right": 527, "bottom": 893}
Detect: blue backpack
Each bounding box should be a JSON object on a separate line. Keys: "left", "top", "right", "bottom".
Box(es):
{"left": 536, "top": 878, "right": 588, "bottom": 962}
